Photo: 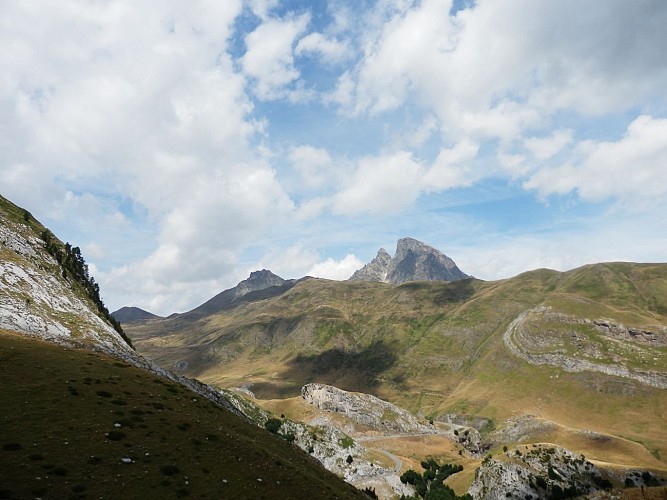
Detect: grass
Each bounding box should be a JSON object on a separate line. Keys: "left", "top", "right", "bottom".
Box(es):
{"left": 0, "top": 330, "right": 364, "bottom": 499}
{"left": 125, "top": 261, "right": 667, "bottom": 477}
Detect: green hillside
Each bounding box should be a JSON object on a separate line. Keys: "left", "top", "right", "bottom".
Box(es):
{"left": 0, "top": 330, "right": 363, "bottom": 499}
{"left": 128, "top": 264, "right": 667, "bottom": 470}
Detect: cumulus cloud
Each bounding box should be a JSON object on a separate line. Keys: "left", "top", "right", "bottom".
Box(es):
{"left": 524, "top": 116, "right": 667, "bottom": 206}
{"left": 332, "top": 151, "right": 424, "bottom": 215}
{"left": 295, "top": 32, "right": 350, "bottom": 64}
{"left": 523, "top": 129, "right": 574, "bottom": 161}
{"left": 340, "top": 0, "right": 667, "bottom": 138}
{"left": 241, "top": 13, "right": 310, "bottom": 100}
{"left": 288, "top": 145, "right": 333, "bottom": 188}
{"left": 422, "top": 140, "right": 480, "bottom": 191}
{"left": 0, "top": 1, "right": 299, "bottom": 312}
{"left": 307, "top": 254, "right": 364, "bottom": 280}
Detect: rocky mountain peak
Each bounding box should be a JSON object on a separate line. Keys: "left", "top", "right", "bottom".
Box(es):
{"left": 349, "top": 248, "right": 391, "bottom": 282}
{"left": 349, "top": 237, "right": 469, "bottom": 284}
{"left": 246, "top": 269, "right": 285, "bottom": 286}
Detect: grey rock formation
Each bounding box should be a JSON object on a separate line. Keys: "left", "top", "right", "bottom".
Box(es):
{"left": 302, "top": 383, "right": 436, "bottom": 435}
{"left": 469, "top": 445, "right": 607, "bottom": 499}
{"left": 504, "top": 308, "right": 667, "bottom": 389}
{"left": 349, "top": 237, "right": 469, "bottom": 284}
{"left": 349, "top": 248, "right": 391, "bottom": 282}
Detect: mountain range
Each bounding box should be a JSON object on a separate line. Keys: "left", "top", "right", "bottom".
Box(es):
{"left": 121, "top": 254, "right": 667, "bottom": 496}
{"left": 2, "top": 192, "right": 666, "bottom": 499}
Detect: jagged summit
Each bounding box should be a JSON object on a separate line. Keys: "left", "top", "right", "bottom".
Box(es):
{"left": 349, "top": 248, "right": 391, "bottom": 282}
{"left": 349, "top": 237, "right": 469, "bottom": 284}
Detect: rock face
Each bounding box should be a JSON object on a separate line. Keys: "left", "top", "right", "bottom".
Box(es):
{"left": 504, "top": 307, "right": 667, "bottom": 389}
{"left": 349, "top": 248, "right": 392, "bottom": 282}
{"left": 349, "top": 237, "right": 469, "bottom": 284}
{"left": 469, "top": 445, "right": 611, "bottom": 499}
{"left": 0, "top": 209, "right": 132, "bottom": 353}
{"left": 302, "top": 383, "right": 436, "bottom": 435}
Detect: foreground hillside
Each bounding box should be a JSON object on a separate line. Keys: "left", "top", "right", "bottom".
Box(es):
{"left": 0, "top": 331, "right": 363, "bottom": 499}
{"left": 127, "top": 263, "right": 667, "bottom": 473}
{"left": 0, "top": 194, "right": 363, "bottom": 499}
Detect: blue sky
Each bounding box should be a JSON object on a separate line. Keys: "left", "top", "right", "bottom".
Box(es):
{"left": 2, "top": 0, "right": 667, "bottom": 315}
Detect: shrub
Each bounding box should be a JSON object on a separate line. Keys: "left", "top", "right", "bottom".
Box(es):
{"left": 346, "top": 454, "right": 353, "bottom": 464}
{"left": 264, "top": 418, "right": 282, "bottom": 434}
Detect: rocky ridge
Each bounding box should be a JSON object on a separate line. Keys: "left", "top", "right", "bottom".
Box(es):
{"left": 112, "top": 306, "right": 162, "bottom": 324}
{"left": 227, "top": 387, "right": 414, "bottom": 498}
{"left": 504, "top": 307, "right": 667, "bottom": 388}
{"left": 469, "top": 445, "right": 610, "bottom": 499}
{"left": 350, "top": 237, "right": 469, "bottom": 284}
{"left": 302, "top": 383, "right": 436, "bottom": 435}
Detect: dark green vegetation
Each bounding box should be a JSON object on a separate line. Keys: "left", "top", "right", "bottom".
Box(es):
{"left": 41, "top": 230, "right": 129, "bottom": 346}
{"left": 399, "top": 459, "right": 471, "bottom": 499}
{"left": 0, "top": 331, "right": 364, "bottom": 499}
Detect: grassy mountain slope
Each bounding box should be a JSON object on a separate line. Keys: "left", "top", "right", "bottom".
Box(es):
{"left": 0, "top": 194, "right": 363, "bottom": 499}
{"left": 0, "top": 330, "right": 363, "bottom": 499}
{"left": 128, "top": 264, "right": 667, "bottom": 470}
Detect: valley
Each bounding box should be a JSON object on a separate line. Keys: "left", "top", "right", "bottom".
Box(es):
{"left": 124, "top": 259, "right": 667, "bottom": 498}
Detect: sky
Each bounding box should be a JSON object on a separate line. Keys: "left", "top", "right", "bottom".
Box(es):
{"left": 2, "top": 0, "right": 667, "bottom": 316}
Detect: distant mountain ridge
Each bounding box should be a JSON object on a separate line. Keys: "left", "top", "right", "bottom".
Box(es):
{"left": 350, "top": 237, "right": 469, "bottom": 283}
{"left": 112, "top": 306, "right": 162, "bottom": 324}
{"left": 185, "top": 269, "right": 307, "bottom": 319}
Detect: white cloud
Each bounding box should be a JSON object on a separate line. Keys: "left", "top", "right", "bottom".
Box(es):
{"left": 295, "top": 32, "right": 350, "bottom": 64}
{"left": 332, "top": 151, "right": 424, "bottom": 215}
{"left": 307, "top": 254, "right": 364, "bottom": 280}
{"left": 241, "top": 13, "right": 310, "bottom": 100}
{"left": 340, "top": 0, "right": 667, "bottom": 140}
{"left": 288, "top": 145, "right": 333, "bottom": 188}
{"left": 523, "top": 129, "right": 573, "bottom": 160}
{"left": 524, "top": 115, "right": 667, "bottom": 206}
{"left": 422, "top": 140, "right": 479, "bottom": 191}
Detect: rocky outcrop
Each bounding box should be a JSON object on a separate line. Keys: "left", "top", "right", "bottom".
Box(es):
{"left": 486, "top": 415, "right": 558, "bottom": 446}
{"left": 0, "top": 213, "right": 132, "bottom": 353}
{"left": 349, "top": 237, "right": 469, "bottom": 284}
{"left": 349, "top": 248, "right": 391, "bottom": 282}
{"left": 503, "top": 308, "right": 667, "bottom": 389}
{"left": 302, "top": 383, "right": 436, "bottom": 435}
{"left": 469, "top": 446, "right": 609, "bottom": 499}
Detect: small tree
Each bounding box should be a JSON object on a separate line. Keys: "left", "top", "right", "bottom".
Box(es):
{"left": 346, "top": 454, "right": 353, "bottom": 464}
{"left": 264, "top": 418, "right": 282, "bottom": 434}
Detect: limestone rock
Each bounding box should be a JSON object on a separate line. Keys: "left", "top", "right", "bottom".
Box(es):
{"left": 349, "top": 248, "right": 391, "bottom": 282}
{"left": 302, "top": 383, "right": 436, "bottom": 435}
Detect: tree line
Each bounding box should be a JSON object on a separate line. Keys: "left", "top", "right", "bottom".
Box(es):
{"left": 41, "top": 229, "right": 133, "bottom": 348}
